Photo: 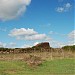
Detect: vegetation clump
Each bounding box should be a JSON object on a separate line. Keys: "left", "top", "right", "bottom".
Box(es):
{"left": 24, "top": 55, "right": 43, "bottom": 67}
{"left": 62, "top": 45, "right": 75, "bottom": 52}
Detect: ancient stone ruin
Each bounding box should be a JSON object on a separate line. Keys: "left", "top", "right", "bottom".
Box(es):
{"left": 33, "top": 42, "right": 50, "bottom": 49}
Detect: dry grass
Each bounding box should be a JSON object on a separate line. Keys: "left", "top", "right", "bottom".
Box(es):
{"left": 24, "top": 55, "right": 43, "bottom": 67}
{"left": 0, "top": 51, "right": 75, "bottom": 75}
{"left": 0, "top": 51, "right": 75, "bottom": 61}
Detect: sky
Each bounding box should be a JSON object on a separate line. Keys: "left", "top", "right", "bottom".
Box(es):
{"left": 0, "top": 0, "right": 74, "bottom": 48}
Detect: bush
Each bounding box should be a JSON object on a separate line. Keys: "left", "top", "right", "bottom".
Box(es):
{"left": 62, "top": 45, "right": 75, "bottom": 52}
{"left": 24, "top": 55, "right": 43, "bottom": 67}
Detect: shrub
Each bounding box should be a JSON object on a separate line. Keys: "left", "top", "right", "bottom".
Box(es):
{"left": 62, "top": 45, "right": 75, "bottom": 52}
{"left": 24, "top": 55, "right": 43, "bottom": 67}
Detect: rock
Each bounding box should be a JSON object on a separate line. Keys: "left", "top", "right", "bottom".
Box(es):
{"left": 34, "top": 42, "right": 50, "bottom": 49}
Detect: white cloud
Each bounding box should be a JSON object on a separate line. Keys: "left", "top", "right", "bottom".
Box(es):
{"left": 49, "top": 31, "right": 59, "bottom": 35}
{"left": 21, "top": 34, "right": 47, "bottom": 40}
{"left": 9, "top": 28, "right": 37, "bottom": 36}
{"left": 49, "top": 31, "right": 66, "bottom": 36}
{"left": 67, "top": 41, "right": 75, "bottom": 46}
{"left": 0, "top": 42, "right": 4, "bottom": 47}
{"left": 33, "top": 42, "right": 39, "bottom": 46}
{"left": 56, "top": 7, "right": 64, "bottom": 12}
{"left": 21, "top": 44, "right": 32, "bottom": 48}
{"left": 48, "top": 30, "right": 75, "bottom": 48}
{"left": 0, "top": 42, "right": 6, "bottom": 48}
{"left": 49, "top": 40, "right": 65, "bottom": 48}
{"left": 9, "top": 28, "right": 51, "bottom": 41}
{"left": 21, "top": 42, "right": 40, "bottom": 48}
{"left": 65, "top": 3, "right": 72, "bottom": 8}
{"left": 6, "top": 42, "right": 16, "bottom": 48}
{"left": 68, "top": 30, "right": 75, "bottom": 40}
{"left": 0, "top": 0, "right": 31, "bottom": 21}
{"left": 56, "top": 3, "right": 72, "bottom": 13}
{"left": 0, "top": 42, "right": 16, "bottom": 48}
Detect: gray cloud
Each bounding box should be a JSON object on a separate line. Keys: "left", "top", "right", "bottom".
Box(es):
{"left": 68, "top": 30, "right": 75, "bottom": 40}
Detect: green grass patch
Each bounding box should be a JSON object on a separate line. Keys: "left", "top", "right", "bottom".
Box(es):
{"left": 0, "top": 59, "right": 75, "bottom": 75}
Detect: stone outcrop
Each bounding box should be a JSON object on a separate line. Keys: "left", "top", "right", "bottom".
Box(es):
{"left": 34, "top": 42, "right": 50, "bottom": 49}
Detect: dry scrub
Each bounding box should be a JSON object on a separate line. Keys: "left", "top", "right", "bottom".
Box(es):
{"left": 24, "top": 55, "right": 43, "bottom": 67}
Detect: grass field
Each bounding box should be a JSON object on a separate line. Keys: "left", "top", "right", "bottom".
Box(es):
{"left": 0, "top": 58, "right": 75, "bottom": 75}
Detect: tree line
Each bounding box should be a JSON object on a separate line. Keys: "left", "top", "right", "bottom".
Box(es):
{"left": 62, "top": 45, "right": 75, "bottom": 52}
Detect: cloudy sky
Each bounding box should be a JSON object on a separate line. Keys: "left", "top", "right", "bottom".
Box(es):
{"left": 0, "top": 0, "right": 74, "bottom": 48}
